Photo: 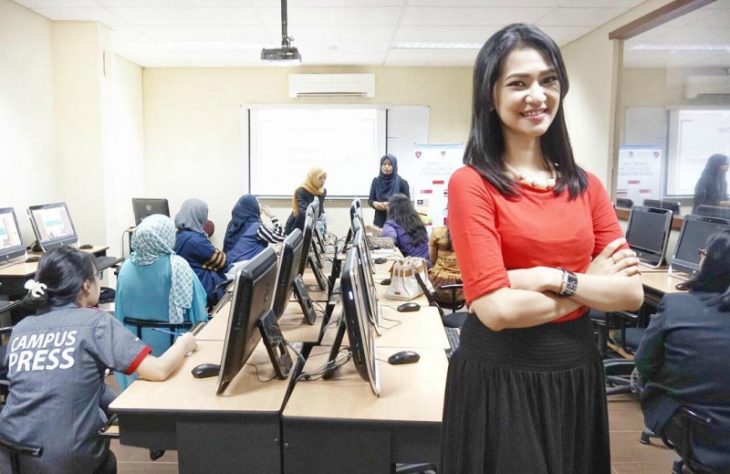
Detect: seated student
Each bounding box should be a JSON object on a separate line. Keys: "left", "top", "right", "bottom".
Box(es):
{"left": 635, "top": 229, "right": 730, "bottom": 473}
{"left": 0, "top": 246, "right": 197, "bottom": 474}
{"left": 371, "top": 194, "right": 430, "bottom": 264}
{"left": 174, "top": 198, "right": 229, "bottom": 307}
{"left": 115, "top": 214, "right": 208, "bottom": 390}
{"left": 223, "top": 194, "right": 286, "bottom": 265}
{"left": 428, "top": 225, "right": 464, "bottom": 307}
{"left": 284, "top": 167, "right": 327, "bottom": 235}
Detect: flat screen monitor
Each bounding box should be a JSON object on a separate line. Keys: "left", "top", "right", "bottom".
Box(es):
{"left": 625, "top": 206, "right": 673, "bottom": 268}
{"left": 0, "top": 207, "right": 26, "bottom": 266}
{"left": 296, "top": 204, "right": 316, "bottom": 276}
{"left": 695, "top": 205, "right": 730, "bottom": 219}
{"left": 643, "top": 199, "right": 680, "bottom": 216}
{"left": 132, "top": 198, "right": 170, "bottom": 226}
{"left": 272, "top": 229, "right": 304, "bottom": 319}
{"left": 671, "top": 214, "right": 730, "bottom": 277}
{"left": 353, "top": 228, "right": 381, "bottom": 331}
{"left": 217, "top": 247, "right": 281, "bottom": 394}
{"left": 27, "top": 202, "right": 79, "bottom": 252}
{"left": 339, "top": 246, "right": 380, "bottom": 396}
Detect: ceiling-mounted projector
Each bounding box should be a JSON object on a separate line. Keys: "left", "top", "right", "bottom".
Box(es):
{"left": 262, "top": 0, "right": 301, "bottom": 64}
{"left": 261, "top": 45, "right": 301, "bottom": 63}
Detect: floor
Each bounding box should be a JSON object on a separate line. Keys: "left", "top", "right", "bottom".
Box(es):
{"left": 110, "top": 396, "right": 679, "bottom": 473}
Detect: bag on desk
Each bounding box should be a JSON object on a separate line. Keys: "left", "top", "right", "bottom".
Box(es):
{"left": 366, "top": 235, "right": 395, "bottom": 250}
{"left": 385, "top": 257, "right": 430, "bottom": 301}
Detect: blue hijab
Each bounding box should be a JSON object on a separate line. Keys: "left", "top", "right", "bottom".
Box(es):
{"left": 373, "top": 154, "right": 402, "bottom": 202}
{"left": 224, "top": 195, "right": 261, "bottom": 252}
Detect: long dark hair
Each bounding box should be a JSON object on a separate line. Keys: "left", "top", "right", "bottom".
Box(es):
{"left": 22, "top": 246, "right": 96, "bottom": 313}
{"left": 680, "top": 229, "right": 730, "bottom": 311}
{"left": 464, "top": 23, "right": 587, "bottom": 199}
{"left": 386, "top": 194, "right": 428, "bottom": 246}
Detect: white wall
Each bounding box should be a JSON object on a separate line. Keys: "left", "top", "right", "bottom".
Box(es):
{"left": 0, "top": 0, "right": 56, "bottom": 245}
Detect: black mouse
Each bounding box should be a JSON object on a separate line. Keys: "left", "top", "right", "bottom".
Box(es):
{"left": 373, "top": 257, "right": 387, "bottom": 264}
{"left": 26, "top": 256, "right": 40, "bottom": 263}
{"left": 397, "top": 302, "right": 420, "bottom": 312}
{"left": 191, "top": 363, "right": 221, "bottom": 378}
{"left": 379, "top": 278, "right": 391, "bottom": 286}
{"left": 79, "top": 244, "right": 94, "bottom": 250}
{"left": 388, "top": 350, "right": 420, "bottom": 365}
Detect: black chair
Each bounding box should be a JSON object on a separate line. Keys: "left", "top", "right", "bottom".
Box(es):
{"left": 413, "top": 272, "right": 467, "bottom": 329}
{"left": 122, "top": 318, "right": 193, "bottom": 346}
{"left": 616, "top": 197, "right": 634, "bottom": 209}
{"left": 0, "top": 435, "right": 43, "bottom": 474}
{"left": 694, "top": 205, "right": 730, "bottom": 219}
{"left": 643, "top": 199, "right": 681, "bottom": 215}
{"left": 664, "top": 407, "right": 719, "bottom": 474}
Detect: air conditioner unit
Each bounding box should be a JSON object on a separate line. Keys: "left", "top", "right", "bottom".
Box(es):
{"left": 684, "top": 75, "right": 730, "bottom": 99}
{"left": 289, "top": 74, "right": 375, "bottom": 98}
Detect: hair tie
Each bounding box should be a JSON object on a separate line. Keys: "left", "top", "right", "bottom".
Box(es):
{"left": 24, "top": 279, "right": 47, "bottom": 298}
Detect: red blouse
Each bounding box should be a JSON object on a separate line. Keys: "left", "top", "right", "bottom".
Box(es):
{"left": 448, "top": 166, "right": 624, "bottom": 323}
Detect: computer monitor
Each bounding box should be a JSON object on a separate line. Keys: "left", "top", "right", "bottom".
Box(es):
{"left": 694, "top": 205, "right": 730, "bottom": 219}
{"left": 296, "top": 204, "right": 329, "bottom": 292}
{"left": 625, "top": 206, "right": 673, "bottom": 268}
{"left": 671, "top": 214, "right": 730, "bottom": 278}
{"left": 343, "top": 198, "right": 362, "bottom": 249}
{"left": 27, "top": 202, "right": 79, "bottom": 252}
{"left": 324, "top": 246, "right": 380, "bottom": 396}
{"left": 353, "top": 228, "right": 382, "bottom": 332}
{"left": 352, "top": 217, "right": 375, "bottom": 272}
{"left": 132, "top": 198, "right": 170, "bottom": 226}
{"left": 0, "top": 207, "right": 26, "bottom": 267}
{"left": 643, "top": 199, "right": 681, "bottom": 216}
{"left": 216, "top": 247, "right": 292, "bottom": 394}
{"left": 271, "top": 229, "right": 318, "bottom": 325}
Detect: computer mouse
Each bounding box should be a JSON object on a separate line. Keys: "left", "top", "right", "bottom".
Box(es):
{"left": 397, "top": 302, "right": 420, "bottom": 312}
{"left": 191, "top": 363, "right": 221, "bottom": 378}
{"left": 387, "top": 350, "right": 420, "bottom": 365}
{"left": 373, "top": 257, "right": 387, "bottom": 264}
{"left": 379, "top": 278, "right": 391, "bottom": 286}
{"left": 26, "top": 256, "right": 41, "bottom": 263}
{"left": 79, "top": 244, "right": 94, "bottom": 250}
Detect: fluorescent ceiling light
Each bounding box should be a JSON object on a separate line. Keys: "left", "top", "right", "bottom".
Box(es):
{"left": 630, "top": 44, "right": 730, "bottom": 52}
{"left": 392, "top": 41, "right": 482, "bottom": 50}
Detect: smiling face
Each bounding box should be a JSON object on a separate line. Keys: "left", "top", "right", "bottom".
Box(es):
{"left": 492, "top": 47, "right": 561, "bottom": 142}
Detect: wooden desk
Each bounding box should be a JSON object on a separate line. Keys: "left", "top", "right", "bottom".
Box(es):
{"left": 110, "top": 340, "right": 292, "bottom": 474}
{"left": 282, "top": 345, "right": 446, "bottom": 474}
{"left": 641, "top": 271, "right": 685, "bottom": 296}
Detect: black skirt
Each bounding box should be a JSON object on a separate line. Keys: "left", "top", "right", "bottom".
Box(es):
{"left": 440, "top": 314, "right": 610, "bottom": 474}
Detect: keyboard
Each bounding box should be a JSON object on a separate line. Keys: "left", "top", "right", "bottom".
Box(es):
{"left": 95, "top": 256, "right": 123, "bottom": 271}
{"left": 445, "top": 327, "right": 460, "bottom": 358}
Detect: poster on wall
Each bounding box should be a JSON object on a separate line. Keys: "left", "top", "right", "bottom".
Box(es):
{"left": 616, "top": 145, "right": 662, "bottom": 206}
{"left": 405, "top": 143, "right": 464, "bottom": 231}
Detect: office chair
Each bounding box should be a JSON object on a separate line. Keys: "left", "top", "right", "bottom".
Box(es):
{"left": 413, "top": 273, "right": 467, "bottom": 329}
{"left": 694, "top": 205, "right": 730, "bottom": 219}
{"left": 643, "top": 199, "right": 681, "bottom": 215}
{"left": 616, "top": 197, "right": 634, "bottom": 209}
{"left": 122, "top": 318, "right": 193, "bottom": 346}
{"left": 664, "top": 407, "right": 719, "bottom": 474}
{"left": 0, "top": 326, "right": 11, "bottom": 406}
{"left": 0, "top": 435, "right": 43, "bottom": 474}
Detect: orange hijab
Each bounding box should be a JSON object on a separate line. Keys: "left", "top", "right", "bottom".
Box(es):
{"left": 292, "top": 168, "right": 327, "bottom": 215}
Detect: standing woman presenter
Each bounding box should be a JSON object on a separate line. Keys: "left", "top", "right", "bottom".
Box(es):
{"left": 368, "top": 154, "right": 410, "bottom": 227}
{"left": 441, "top": 23, "right": 644, "bottom": 474}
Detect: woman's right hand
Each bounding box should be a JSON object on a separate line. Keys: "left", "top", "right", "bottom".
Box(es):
{"left": 587, "top": 238, "right": 640, "bottom": 276}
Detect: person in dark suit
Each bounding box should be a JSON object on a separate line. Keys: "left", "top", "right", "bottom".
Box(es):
{"left": 692, "top": 153, "right": 728, "bottom": 213}
{"left": 635, "top": 229, "right": 730, "bottom": 473}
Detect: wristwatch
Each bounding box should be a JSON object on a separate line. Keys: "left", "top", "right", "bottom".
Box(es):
{"left": 558, "top": 269, "right": 578, "bottom": 297}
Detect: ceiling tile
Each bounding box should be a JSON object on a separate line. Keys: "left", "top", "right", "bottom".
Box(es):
{"left": 536, "top": 7, "right": 628, "bottom": 26}
{"left": 400, "top": 7, "right": 552, "bottom": 26}
{"left": 537, "top": 25, "right": 594, "bottom": 45}
{"left": 559, "top": 0, "right": 641, "bottom": 8}
{"left": 406, "top": 0, "right": 560, "bottom": 6}
{"left": 394, "top": 25, "right": 497, "bottom": 42}
{"left": 105, "top": 6, "right": 260, "bottom": 26}
{"left": 384, "top": 48, "right": 477, "bottom": 66}
{"left": 30, "top": 6, "right": 126, "bottom": 27}
{"left": 134, "top": 24, "right": 272, "bottom": 42}
{"left": 13, "top": 0, "right": 97, "bottom": 7}
{"left": 255, "top": 7, "right": 403, "bottom": 26}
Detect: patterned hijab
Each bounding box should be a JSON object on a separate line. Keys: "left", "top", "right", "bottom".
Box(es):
{"left": 373, "top": 154, "right": 401, "bottom": 202}
{"left": 129, "top": 214, "right": 195, "bottom": 324}
{"left": 174, "top": 198, "right": 208, "bottom": 235}
{"left": 292, "top": 167, "right": 327, "bottom": 214}
{"left": 224, "top": 194, "right": 261, "bottom": 253}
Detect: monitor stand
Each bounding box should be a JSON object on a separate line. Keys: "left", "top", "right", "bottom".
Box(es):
{"left": 322, "top": 315, "right": 348, "bottom": 380}
{"left": 257, "top": 310, "right": 293, "bottom": 379}
{"left": 293, "top": 275, "right": 318, "bottom": 325}
{"left": 308, "top": 255, "right": 329, "bottom": 292}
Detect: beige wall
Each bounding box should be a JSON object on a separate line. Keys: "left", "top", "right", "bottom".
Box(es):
{"left": 142, "top": 66, "right": 472, "bottom": 241}
{"left": 0, "top": 0, "right": 56, "bottom": 244}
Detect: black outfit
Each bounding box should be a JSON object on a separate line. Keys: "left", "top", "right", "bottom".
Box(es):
{"left": 693, "top": 174, "right": 727, "bottom": 212}
{"left": 368, "top": 177, "right": 410, "bottom": 227}
{"left": 635, "top": 292, "right": 730, "bottom": 473}
{"left": 440, "top": 314, "right": 610, "bottom": 474}
{"left": 285, "top": 187, "right": 326, "bottom": 235}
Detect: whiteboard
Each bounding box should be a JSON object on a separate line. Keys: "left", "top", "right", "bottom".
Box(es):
{"left": 243, "top": 105, "right": 429, "bottom": 197}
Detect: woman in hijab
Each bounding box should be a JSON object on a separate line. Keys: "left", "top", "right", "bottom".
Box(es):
{"left": 115, "top": 214, "right": 208, "bottom": 390}
{"left": 225, "top": 194, "right": 286, "bottom": 264}
{"left": 368, "top": 154, "right": 410, "bottom": 227}
{"left": 285, "top": 168, "right": 327, "bottom": 234}
{"left": 174, "top": 198, "right": 229, "bottom": 306}
{"left": 693, "top": 153, "right": 729, "bottom": 212}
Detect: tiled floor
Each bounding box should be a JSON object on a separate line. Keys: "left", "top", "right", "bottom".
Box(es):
{"left": 111, "top": 396, "right": 679, "bottom": 473}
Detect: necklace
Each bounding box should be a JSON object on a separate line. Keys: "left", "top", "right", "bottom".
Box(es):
{"left": 504, "top": 162, "right": 557, "bottom": 191}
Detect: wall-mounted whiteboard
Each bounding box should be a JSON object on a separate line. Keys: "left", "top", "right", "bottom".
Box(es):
{"left": 241, "top": 105, "right": 428, "bottom": 197}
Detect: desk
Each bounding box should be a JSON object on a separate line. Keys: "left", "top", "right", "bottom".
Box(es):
{"left": 110, "top": 340, "right": 292, "bottom": 474}
{"left": 282, "top": 345, "right": 446, "bottom": 474}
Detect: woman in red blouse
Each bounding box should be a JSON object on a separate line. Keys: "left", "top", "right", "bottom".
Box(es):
{"left": 440, "top": 24, "right": 644, "bottom": 473}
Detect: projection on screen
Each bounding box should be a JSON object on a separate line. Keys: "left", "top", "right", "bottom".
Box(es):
{"left": 247, "top": 107, "right": 387, "bottom": 197}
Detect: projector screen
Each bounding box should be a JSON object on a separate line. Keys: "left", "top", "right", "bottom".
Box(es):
{"left": 247, "top": 106, "right": 387, "bottom": 197}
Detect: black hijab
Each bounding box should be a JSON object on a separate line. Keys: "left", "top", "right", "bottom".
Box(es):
{"left": 373, "top": 154, "right": 401, "bottom": 202}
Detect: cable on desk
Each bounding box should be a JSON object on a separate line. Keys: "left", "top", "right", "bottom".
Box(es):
{"left": 245, "top": 362, "right": 278, "bottom": 383}
{"left": 380, "top": 315, "right": 402, "bottom": 330}
{"left": 286, "top": 341, "right": 307, "bottom": 368}
{"left": 296, "top": 349, "right": 352, "bottom": 382}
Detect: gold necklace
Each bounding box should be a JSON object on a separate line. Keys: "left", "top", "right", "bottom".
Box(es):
{"left": 504, "top": 162, "right": 557, "bottom": 190}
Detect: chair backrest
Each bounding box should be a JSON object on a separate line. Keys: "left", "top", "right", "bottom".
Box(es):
{"left": 122, "top": 318, "right": 192, "bottom": 346}
{"left": 694, "top": 204, "right": 730, "bottom": 219}
{"left": 666, "top": 406, "right": 719, "bottom": 474}
{"left": 616, "top": 198, "right": 634, "bottom": 209}
{"left": 643, "top": 199, "right": 681, "bottom": 215}
{"left": 413, "top": 272, "right": 444, "bottom": 317}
